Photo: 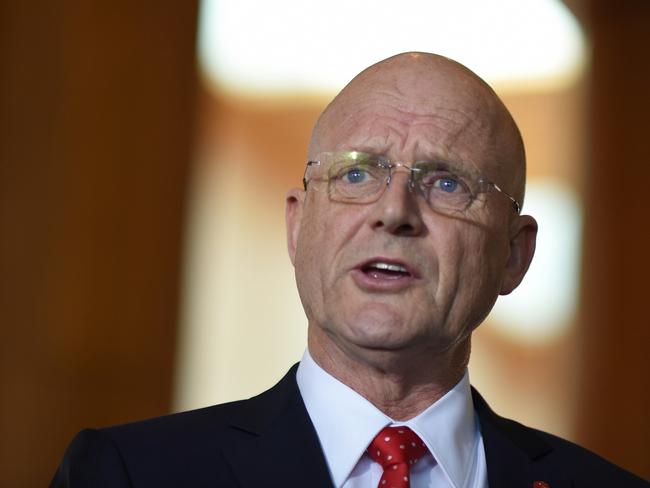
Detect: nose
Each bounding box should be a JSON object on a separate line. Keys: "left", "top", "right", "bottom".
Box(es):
{"left": 368, "top": 170, "right": 425, "bottom": 236}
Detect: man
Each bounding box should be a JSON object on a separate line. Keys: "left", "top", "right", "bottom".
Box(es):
{"left": 51, "top": 52, "right": 648, "bottom": 487}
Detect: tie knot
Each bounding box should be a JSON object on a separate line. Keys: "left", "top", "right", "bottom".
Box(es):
{"left": 367, "top": 426, "right": 428, "bottom": 468}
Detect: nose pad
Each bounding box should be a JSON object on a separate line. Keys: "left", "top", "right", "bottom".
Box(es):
{"left": 371, "top": 165, "right": 425, "bottom": 236}
{"left": 407, "top": 170, "right": 417, "bottom": 192}
{"left": 386, "top": 165, "right": 417, "bottom": 194}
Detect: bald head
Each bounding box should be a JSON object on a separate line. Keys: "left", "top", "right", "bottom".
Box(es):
{"left": 287, "top": 53, "right": 538, "bottom": 393}
{"left": 309, "top": 52, "right": 526, "bottom": 205}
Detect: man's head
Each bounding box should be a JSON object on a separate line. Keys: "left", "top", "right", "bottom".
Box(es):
{"left": 286, "top": 52, "right": 537, "bottom": 373}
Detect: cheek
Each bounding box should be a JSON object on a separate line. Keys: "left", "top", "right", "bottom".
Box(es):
{"left": 458, "top": 229, "right": 510, "bottom": 314}
{"left": 293, "top": 202, "right": 367, "bottom": 314}
{"left": 293, "top": 224, "right": 324, "bottom": 320}
{"left": 433, "top": 224, "right": 507, "bottom": 312}
{"left": 300, "top": 203, "right": 367, "bottom": 266}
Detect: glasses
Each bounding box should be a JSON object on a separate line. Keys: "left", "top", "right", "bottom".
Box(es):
{"left": 303, "top": 151, "right": 521, "bottom": 215}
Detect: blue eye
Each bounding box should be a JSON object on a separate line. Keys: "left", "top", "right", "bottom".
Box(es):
{"left": 344, "top": 167, "right": 367, "bottom": 184}
{"left": 434, "top": 177, "right": 459, "bottom": 193}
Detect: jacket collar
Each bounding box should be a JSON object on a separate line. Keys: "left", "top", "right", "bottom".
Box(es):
{"left": 220, "top": 364, "right": 569, "bottom": 488}
{"left": 221, "top": 364, "right": 333, "bottom": 487}
{"left": 473, "top": 387, "right": 570, "bottom": 488}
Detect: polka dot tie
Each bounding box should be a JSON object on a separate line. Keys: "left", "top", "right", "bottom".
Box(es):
{"left": 367, "top": 426, "right": 428, "bottom": 488}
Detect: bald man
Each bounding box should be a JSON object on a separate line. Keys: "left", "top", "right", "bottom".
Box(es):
{"left": 51, "top": 53, "right": 648, "bottom": 488}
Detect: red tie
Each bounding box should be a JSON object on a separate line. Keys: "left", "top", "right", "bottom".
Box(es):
{"left": 367, "top": 426, "right": 428, "bottom": 488}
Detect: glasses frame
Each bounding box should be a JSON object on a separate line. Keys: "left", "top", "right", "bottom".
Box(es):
{"left": 302, "top": 153, "right": 521, "bottom": 214}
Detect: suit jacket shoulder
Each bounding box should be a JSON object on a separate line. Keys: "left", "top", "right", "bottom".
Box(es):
{"left": 472, "top": 387, "right": 649, "bottom": 487}
{"left": 51, "top": 366, "right": 648, "bottom": 488}
{"left": 50, "top": 365, "right": 333, "bottom": 488}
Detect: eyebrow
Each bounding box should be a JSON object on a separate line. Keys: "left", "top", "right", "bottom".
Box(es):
{"left": 342, "top": 143, "right": 462, "bottom": 162}
{"left": 339, "top": 149, "right": 466, "bottom": 170}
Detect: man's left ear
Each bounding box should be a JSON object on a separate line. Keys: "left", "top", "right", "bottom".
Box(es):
{"left": 285, "top": 187, "right": 305, "bottom": 266}
{"left": 500, "top": 214, "right": 538, "bottom": 295}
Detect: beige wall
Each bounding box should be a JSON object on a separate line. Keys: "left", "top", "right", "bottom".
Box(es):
{"left": 0, "top": 2, "right": 198, "bottom": 486}
{"left": 576, "top": 0, "right": 650, "bottom": 474}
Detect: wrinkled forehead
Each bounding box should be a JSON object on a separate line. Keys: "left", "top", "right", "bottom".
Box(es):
{"left": 316, "top": 87, "right": 502, "bottom": 171}
{"left": 310, "top": 62, "right": 523, "bottom": 194}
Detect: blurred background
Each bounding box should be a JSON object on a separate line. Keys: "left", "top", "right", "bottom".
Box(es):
{"left": 1, "top": 0, "right": 648, "bottom": 486}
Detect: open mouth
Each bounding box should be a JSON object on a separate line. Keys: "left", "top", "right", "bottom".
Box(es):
{"left": 361, "top": 261, "right": 412, "bottom": 279}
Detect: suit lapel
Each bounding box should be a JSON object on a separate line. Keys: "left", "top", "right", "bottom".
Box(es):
{"left": 472, "top": 387, "right": 571, "bottom": 488}
{"left": 219, "top": 368, "right": 575, "bottom": 487}
{"left": 220, "top": 364, "right": 333, "bottom": 487}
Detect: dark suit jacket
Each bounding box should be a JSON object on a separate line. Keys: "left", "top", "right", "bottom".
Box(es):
{"left": 50, "top": 364, "right": 648, "bottom": 487}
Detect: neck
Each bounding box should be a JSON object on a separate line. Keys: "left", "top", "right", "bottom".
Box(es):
{"left": 307, "top": 332, "right": 470, "bottom": 420}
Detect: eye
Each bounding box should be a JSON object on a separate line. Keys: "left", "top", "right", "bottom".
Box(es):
{"left": 420, "top": 171, "right": 468, "bottom": 193}
{"left": 332, "top": 161, "right": 380, "bottom": 185}
{"left": 433, "top": 176, "right": 460, "bottom": 193}
{"left": 343, "top": 166, "right": 368, "bottom": 184}
{"left": 413, "top": 162, "right": 477, "bottom": 211}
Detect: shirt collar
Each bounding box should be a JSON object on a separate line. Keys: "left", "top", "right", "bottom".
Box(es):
{"left": 296, "top": 349, "right": 479, "bottom": 488}
{"left": 406, "top": 365, "right": 479, "bottom": 488}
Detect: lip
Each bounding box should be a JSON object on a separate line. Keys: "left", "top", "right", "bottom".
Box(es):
{"left": 351, "top": 256, "right": 421, "bottom": 292}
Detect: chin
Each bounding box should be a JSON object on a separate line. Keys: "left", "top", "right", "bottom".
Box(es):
{"left": 341, "top": 313, "right": 418, "bottom": 351}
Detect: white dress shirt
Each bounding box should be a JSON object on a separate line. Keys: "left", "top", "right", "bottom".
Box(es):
{"left": 296, "top": 350, "right": 488, "bottom": 488}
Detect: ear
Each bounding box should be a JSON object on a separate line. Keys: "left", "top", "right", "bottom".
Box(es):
{"left": 285, "top": 187, "right": 306, "bottom": 265}
{"left": 500, "top": 214, "right": 537, "bottom": 295}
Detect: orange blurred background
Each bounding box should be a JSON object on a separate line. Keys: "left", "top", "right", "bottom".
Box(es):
{"left": 1, "top": 1, "right": 648, "bottom": 486}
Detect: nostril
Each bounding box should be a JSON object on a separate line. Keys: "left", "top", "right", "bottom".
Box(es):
{"left": 371, "top": 218, "right": 418, "bottom": 235}
{"left": 394, "top": 222, "right": 417, "bottom": 236}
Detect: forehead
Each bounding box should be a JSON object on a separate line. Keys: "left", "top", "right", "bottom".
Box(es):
{"left": 316, "top": 87, "right": 502, "bottom": 175}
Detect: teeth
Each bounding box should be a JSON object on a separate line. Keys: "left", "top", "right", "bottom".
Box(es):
{"left": 370, "top": 262, "right": 407, "bottom": 273}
